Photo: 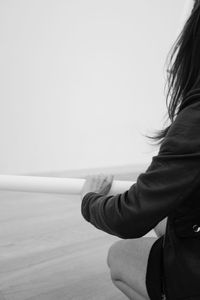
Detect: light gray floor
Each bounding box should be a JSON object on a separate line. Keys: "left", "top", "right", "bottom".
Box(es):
{"left": 0, "top": 187, "right": 155, "bottom": 299}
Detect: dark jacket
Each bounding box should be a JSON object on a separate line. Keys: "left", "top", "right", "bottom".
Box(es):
{"left": 81, "top": 98, "right": 200, "bottom": 300}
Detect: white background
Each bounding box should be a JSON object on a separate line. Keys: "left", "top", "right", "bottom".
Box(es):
{"left": 0, "top": 0, "right": 185, "bottom": 174}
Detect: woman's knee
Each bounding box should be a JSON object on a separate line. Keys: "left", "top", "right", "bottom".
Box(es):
{"left": 107, "top": 237, "right": 156, "bottom": 280}
{"left": 107, "top": 240, "right": 122, "bottom": 269}
{"left": 107, "top": 239, "right": 127, "bottom": 281}
{"left": 106, "top": 238, "right": 157, "bottom": 300}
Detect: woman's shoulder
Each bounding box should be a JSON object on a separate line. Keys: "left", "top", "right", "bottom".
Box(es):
{"left": 174, "top": 98, "right": 200, "bottom": 130}
{"left": 160, "top": 100, "right": 200, "bottom": 155}
{"left": 178, "top": 89, "right": 200, "bottom": 112}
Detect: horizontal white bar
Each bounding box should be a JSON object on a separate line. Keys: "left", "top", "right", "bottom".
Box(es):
{"left": 0, "top": 175, "right": 135, "bottom": 195}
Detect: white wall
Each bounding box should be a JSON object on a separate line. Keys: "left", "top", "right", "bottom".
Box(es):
{"left": 0, "top": 0, "right": 185, "bottom": 174}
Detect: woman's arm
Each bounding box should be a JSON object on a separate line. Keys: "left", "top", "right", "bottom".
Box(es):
{"left": 81, "top": 101, "right": 200, "bottom": 239}
{"left": 154, "top": 217, "right": 167, "bottom": 238}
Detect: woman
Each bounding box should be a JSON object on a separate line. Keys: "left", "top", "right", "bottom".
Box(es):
{"left": 81, "top": 1, "right": 200, "bottom": 299}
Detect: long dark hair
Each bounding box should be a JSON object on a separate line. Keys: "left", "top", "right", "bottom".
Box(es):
{"left": 147, "top": 1, "right": 200, "bottom": 145}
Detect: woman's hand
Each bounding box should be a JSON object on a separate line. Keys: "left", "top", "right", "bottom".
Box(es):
{"left": 81, "top": 173, "right": 114, "bottom": 199}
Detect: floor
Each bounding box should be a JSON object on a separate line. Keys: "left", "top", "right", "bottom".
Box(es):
{"left": 0, "top": 171, "right": 156, "bottom": 300}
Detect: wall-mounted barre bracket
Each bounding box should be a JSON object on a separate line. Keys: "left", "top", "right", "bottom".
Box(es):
{"left": 0, "top": 175, "right": 135, "bottom": 195}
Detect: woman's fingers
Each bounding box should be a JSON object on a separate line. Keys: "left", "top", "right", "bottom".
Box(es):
{"left": 97, "top": 174, "right": 113, "bottom": 187}
{"left": 81, "top": 173, "right": 114, "bottom": 198}
{"left": 98, "top": 174, "right": 114, "bottom": 194}
{"left": 92, "top": 174, "right": 113, "bottom": 191}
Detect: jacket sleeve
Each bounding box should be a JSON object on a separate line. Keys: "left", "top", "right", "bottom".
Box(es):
{"left": 81, "top": 101, "right": 200, "bottom": 238}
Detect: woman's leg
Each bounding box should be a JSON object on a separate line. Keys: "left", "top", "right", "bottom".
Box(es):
{"left": 107, "top": 237, "right": 158, "bottom": 300}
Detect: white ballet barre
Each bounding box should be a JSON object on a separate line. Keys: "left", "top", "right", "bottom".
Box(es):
{"left": 0, "top": 175, "right": 135, "bottom": 195}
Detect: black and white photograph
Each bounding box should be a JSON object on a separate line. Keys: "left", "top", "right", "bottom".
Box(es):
{"left": 0, "top": 0, "right": 199, "bottom": 299}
